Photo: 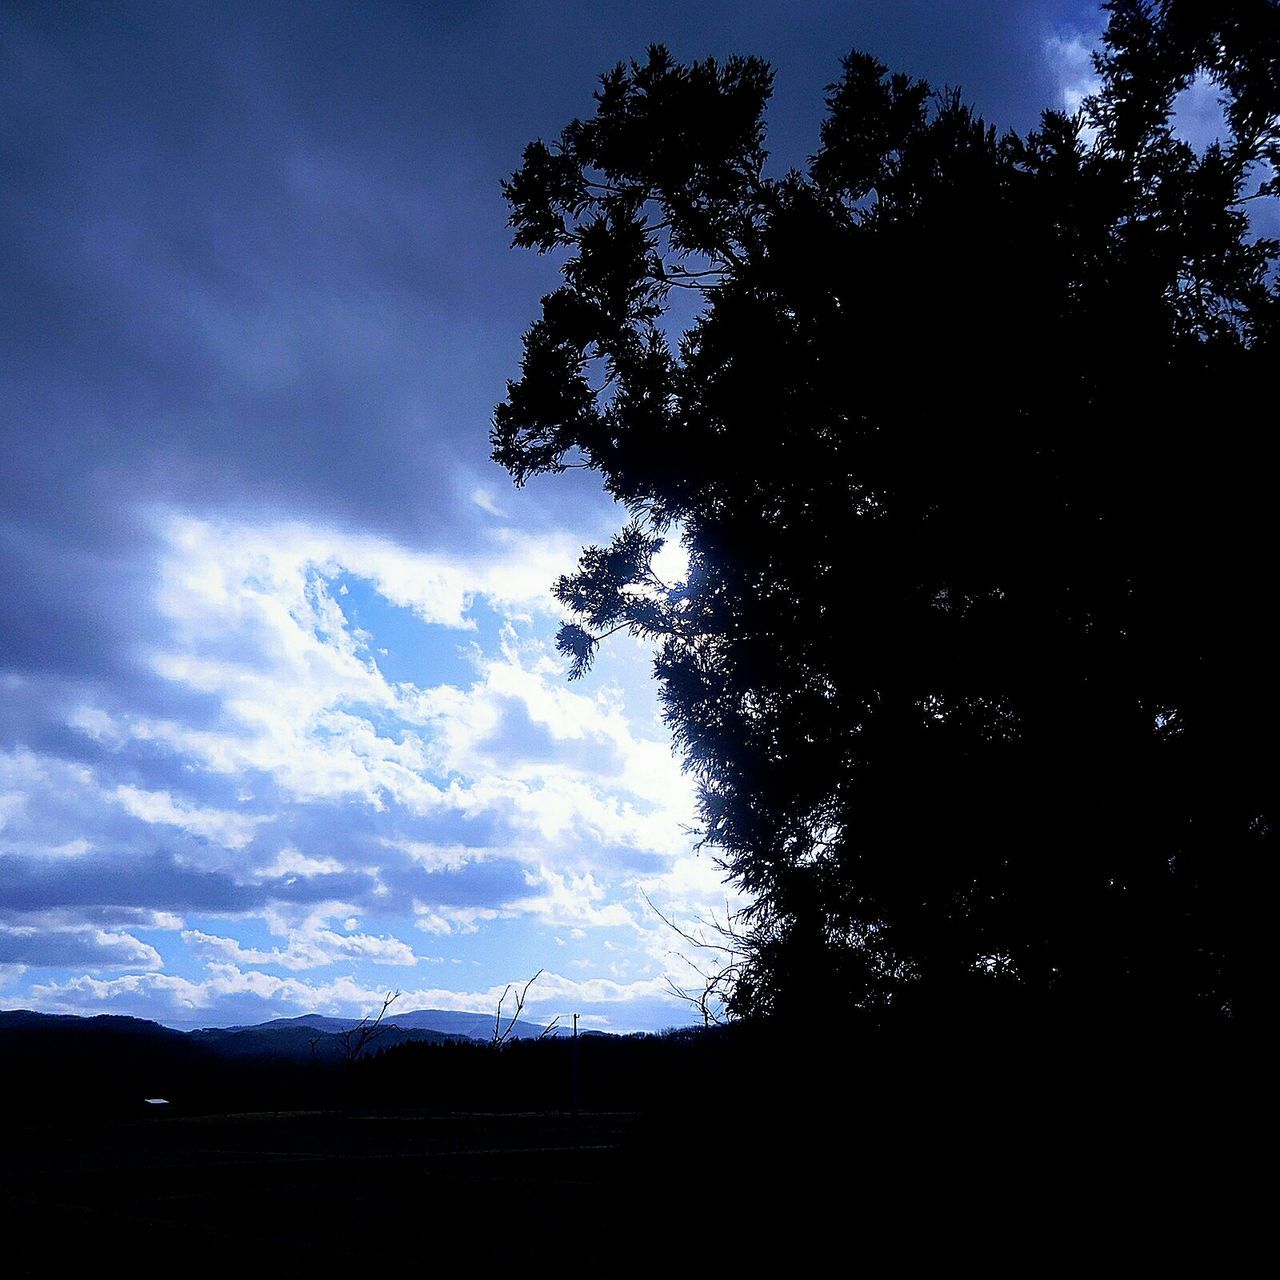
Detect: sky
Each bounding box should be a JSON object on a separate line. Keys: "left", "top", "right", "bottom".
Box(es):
{"left": 1, "top": 0, "right": 1164, "bottom": 1032}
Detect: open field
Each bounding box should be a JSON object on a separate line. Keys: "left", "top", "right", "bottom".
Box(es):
{"left": 1, "top": 1109, "right": 641, "bottom": 1270}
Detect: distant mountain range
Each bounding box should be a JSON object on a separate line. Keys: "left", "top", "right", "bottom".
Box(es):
{"left": 0, "top": 1006, "right": 576, "bottom": 1065}
{"left": 222, "top": 1008, "right": 559, "bottom": 1040}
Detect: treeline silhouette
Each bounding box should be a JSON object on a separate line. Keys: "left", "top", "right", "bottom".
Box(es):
{"left": 0, "top": 1004, "right": 1253, "bottom": 1120}
{"left": 0, "top": 1010, "right": 724, "bottom": 1115}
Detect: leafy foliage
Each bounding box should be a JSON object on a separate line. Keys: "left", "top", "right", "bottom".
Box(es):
{"left": 493, "top": 1, "right": 1278, "bottom": 1027}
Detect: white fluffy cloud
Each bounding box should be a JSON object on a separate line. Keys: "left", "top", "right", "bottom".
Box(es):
{"left": 182, "top": 925, "right": 417, "bottom": 971}
{"left": 510, "top": 867, "right": 640, "bottom": 931}
{"left": 155, "top": 511, "right": 578, "bottom": 632}
{"left": 74, "top": 515, "right": 695, "bottom": 851}
{"left": 114, "top": 785, "right": 267, "bottom": 850}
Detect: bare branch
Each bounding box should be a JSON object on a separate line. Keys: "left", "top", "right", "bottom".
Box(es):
{"left": 644, "top": 893, "right": 747, "bottom": 1027}
{"left": 642, "top": 890, "right": 743, "bottom": 955}
{"left": 336, "top": 990, "right": 402, "bottom": 1064}
{"left": 491, "top": 983, "right": 513, "bottom": 1046}
{"left": 492, "top": 969, "right": 546, "bottom": 1046}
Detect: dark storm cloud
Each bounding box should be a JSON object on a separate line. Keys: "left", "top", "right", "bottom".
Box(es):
{"left": 1, "top": 0, "right": 1100, "bottom": 679}
{"left": 0, "top": 850, "right": 374, "bottom": 914}
{"left": 378, "top": 855, "right": 531, "bottom": 912}
{"left": 0, "top": 850, "right": 253, "bottom": 913}
{"left": 2, "top": 0, "right": 1099, "bottom": 539}
{"left": 4, "top": 0, "right": 542, "bottom": 550}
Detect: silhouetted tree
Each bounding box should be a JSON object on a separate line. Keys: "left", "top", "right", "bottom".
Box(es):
{"left": 493, "top": 1, "right": 1277, "bottom": 1031}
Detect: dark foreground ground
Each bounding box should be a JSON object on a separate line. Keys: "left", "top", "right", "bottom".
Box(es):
{"left": 2, "top": 1096, "right": 1263, "bottom": 1272}
{"left": 2, "top": 1109, "right": 644, "bottom": 1270}
{"left": 0, "top": 1019, "right": 1264, "bottom": 1270}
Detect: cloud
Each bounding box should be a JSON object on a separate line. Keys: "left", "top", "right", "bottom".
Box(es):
{"left": 0, "top": 906, "right": 184, "bottom": 932}
{"left": 1042, "top": 29, "right": 1100, "bottom": 117}
{"left": 414, "top": 905, "right": 510, "bottom": 937}
{"left": 0, "top": 749, "right": 110, "bottom": 858}
{"left": 66, "top": 513, "right": 695, "bottom": 858}
{"left": 255, "top": 848, "right": 346, "bottom": 878}
{"left": 0, "top": 925, "right": 162, "bottom": 969}
{"left": 113, "top": 785, "right": 267, "bottom": 850}
{"left": 182, "top": 926, "right": 417, "bottom": 971}
{"left": 1043, "top": 25, "right": 1233, "bottom": 157}
{"left": 153, "top": 511, "right": 577, "bottom": 631}
{"left": 1170, "top": 74, "right": 1230, "bottom": 154}
{"left": 0, "top": 849, "right": 375, "bottom": 916}
{"left": 470, "top": 486, "right": 506, "bottom": 518}
{"left": 510, "top": 867, "right": 640, "bottom": 931}
{"left": 379, "top": 838, "right": 489, "bottom": 872}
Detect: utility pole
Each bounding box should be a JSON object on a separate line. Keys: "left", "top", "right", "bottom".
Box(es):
{"left": 571, "top": 1012, "right": 581, "bottom": 1113}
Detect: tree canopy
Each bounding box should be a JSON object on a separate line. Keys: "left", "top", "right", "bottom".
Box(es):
{"left": 493, "top": 0, "right": 1277, "bottom": 1032}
